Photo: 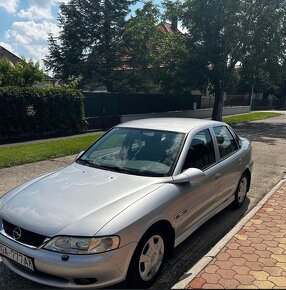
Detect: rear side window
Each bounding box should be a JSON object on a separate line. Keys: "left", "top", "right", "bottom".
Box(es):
{"left": 214, "top": 126, "right": 239, "bottom": 159}
{"left": 182, "top": 129, "right": 216, "bottom": 171}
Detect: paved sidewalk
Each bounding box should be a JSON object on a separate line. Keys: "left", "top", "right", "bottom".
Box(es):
{"left": 183, "top": 180, "right": 286, "bottom": 289}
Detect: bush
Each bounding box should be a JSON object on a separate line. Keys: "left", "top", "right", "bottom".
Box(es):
{"left": 0, "top": 87, "right": 87, "bottom": 142}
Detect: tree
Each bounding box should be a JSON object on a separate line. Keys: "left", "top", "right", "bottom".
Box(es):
{"left": 237, "top": 0, "right": 286, "bottom": 106}
{"left": 122, "top": 2, "right": 166, "bottom": 93}
{"left": 183, "top": 0, "right": 247, "bottom": 120}
{"left": 0, "top": 58, "right": 44, "bottom": 87}
{"left": 182, "top": 0, "right": 286, "bottom": 120}
{"left": 45, "top": 0, "right": 133, "bottom": 91}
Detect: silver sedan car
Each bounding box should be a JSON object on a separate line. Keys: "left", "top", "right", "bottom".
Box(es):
{"left": 0, "top": 118, "right": 253, "bottom": 288}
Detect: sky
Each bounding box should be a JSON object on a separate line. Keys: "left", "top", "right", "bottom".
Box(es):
{"left": 0, "top": 0, "right": 162, "bottom": 71}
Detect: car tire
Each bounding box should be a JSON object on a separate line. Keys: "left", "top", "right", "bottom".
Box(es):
{"left": 126, "top": 228, "right": 167, "bottom": 288}
{"left": 233, "top": 173, "right": 249, "bottom": 208}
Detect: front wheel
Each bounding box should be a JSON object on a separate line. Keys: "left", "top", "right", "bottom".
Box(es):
{"left": 126, "top": 229, "right": 167, "bottom": 288}
{"left": 233, "top": 173, "right": 249, "bottom": 208}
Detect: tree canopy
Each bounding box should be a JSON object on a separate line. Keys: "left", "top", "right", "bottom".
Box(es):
{"left": 0, "top": 58, "right": 45, "bottom": 87}
{"left": 45, "top": 0, "right": 133, "bottom": 92}
{"left": 45, "top": 0, "right": 286, "bottom": 120}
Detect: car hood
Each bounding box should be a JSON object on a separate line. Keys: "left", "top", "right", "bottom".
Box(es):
{"left": 0, "top": 163, "right": 163, "bottom": 237}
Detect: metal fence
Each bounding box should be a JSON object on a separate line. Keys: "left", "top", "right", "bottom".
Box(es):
{"left": 201, "top": 94, "right": 250, "bottom": 109}
{"left": 83, "top": 92, "right": 202, "bottom": 130}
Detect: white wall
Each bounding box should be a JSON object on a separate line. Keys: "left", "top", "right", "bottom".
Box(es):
{"left": 120, "top": 106, "right": 251, "bottom": 123}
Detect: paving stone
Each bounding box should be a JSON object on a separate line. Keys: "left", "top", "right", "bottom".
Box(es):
{"left": 276, "top": 263, "right": 286, "bottom": 271}
{"left": 236, "top": 239, "right": 252, "bottom": 247}
{"left": 217, "top": 278, "right": 239, "bottom": 288}
{"left": 249, "top": 271, "right": 269, "bottom": 281}
{"left": 232, "top": 265, "right": 252, "bottom": 275}
{"left": 258, "top": 258, "right": 278, "bottom": 267}
{"left": 216, "top": 252, "right": 231, "bottom": 261}
{"left": 254, "top": 250, "right": 272, "bottom": 258}
{"left": 202, "top": 283, "right": 224, "bottom": 289}
{"left": 229, "top": 257, "right": 246, "bottom": 266}
{"left": 214, "top": 260, "right": 235, "bottom": 270}
{"left": 227, "top": 249, "right": 244, "bottom": 258}
{"left": 204, "top": 264, "right": 219, "bottom": 274}
{"left": 252, "top": 243, "right": 268, "bottom": 251}
{"left": 271, "top": 254, "right": 286, "bottom": 263}
{"left": 249, "top": 237, "right": 264, "bottom": 244}
{"left": 242, "top": 253, "right": 259, "bottom": 262}
{"left": 216, "top": 269, "right": 236, "bottom": 279}
{"left": 237, "top": 285, "right": 259, "bottom": 289}
{"left": 267, "top": 247, "right": 284, "bottom": 255}
{"left": 262, "top": 266, "right": 283, "bottom": 277}
{"left": 201, "top": 273, "right": 222, "bottom": 284}
{"left": 187, "top": 277, "right": 206, "bottom": 289}
{"left": 253, "top": 280, "right": 275, "bottom": 289}
{"left": 263, "top": 240, "right": 279, "bottom": 247}
{"left": 235, "top": 234, "right": 249, "bottom": 241}
{"left": 233, "top": 274, "right": 255, "bottom": 285}
{"left": 268, "top": 276, "right": 286, "bottom": 287}
{"left": 256, "top": 229, "right": 270, "bottom": 235}
{"left": 239, "top": 246, "right": 256, "bottom": 254}
{"left": 245, "top": 261, "right": 264, "bottom": 271}
{"left": 251, "top": 219, "right": 263, "bottom": 225}
{"left": 227, "top": 242, "right": 240, "bottom": 250}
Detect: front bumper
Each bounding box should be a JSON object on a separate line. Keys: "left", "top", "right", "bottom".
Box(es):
{"left": 0, "top": 233, "right": 137, "bottom": 288}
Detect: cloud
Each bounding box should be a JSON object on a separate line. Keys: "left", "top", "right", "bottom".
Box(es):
{"left": 0, "top": 0, "right": 18, "bottom": 13}
{"left": 4, "top": 21, "right": 59, "bottom": 68}
{"left": 18, "top": 0, "right": 71, "bottom": 20}
{"left": 18, "top": 0, "right": 56, "bottom": 20}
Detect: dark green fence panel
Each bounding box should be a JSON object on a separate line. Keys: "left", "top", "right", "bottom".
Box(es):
{"left": 83, "top": 92, "right": 202, "bottom": 130}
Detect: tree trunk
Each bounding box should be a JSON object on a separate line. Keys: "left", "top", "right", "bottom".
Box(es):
{"left": 212, "top": 85, "right": 224, "bottom": 121}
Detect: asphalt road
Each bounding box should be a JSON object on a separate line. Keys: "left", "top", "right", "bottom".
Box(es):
{"left": 0, "top": 112, "right": 286, "bottom": 289}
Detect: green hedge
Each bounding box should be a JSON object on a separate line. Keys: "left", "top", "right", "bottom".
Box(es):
{"left": 0, "top": 87, "right": 87, "bottom": 141}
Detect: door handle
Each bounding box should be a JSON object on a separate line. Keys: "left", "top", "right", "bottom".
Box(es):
{"left": 215, "top": 173, "right": 220, "bottom": 180}
{"left": 238, "top": 158, "right": 242, "bottom": 164}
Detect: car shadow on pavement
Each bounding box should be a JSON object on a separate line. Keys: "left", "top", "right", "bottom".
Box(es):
{"left": 0, "top": 260, "right": 50, "bottom": 289}
{"left": 233, "top": 121, "right": 286, "bottom": 145}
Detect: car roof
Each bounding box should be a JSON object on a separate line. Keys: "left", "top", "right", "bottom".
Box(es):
{"left": 116, "top": 118, "right": 224, "bottom": 133}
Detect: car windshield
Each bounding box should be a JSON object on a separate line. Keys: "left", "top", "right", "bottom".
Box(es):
{"left": 77, "top": 127, "right": 185, "bottom": 177}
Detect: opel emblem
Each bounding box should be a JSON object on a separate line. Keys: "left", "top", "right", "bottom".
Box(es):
{"left": 12, "top": 227, "right": 22, "bottom": 240}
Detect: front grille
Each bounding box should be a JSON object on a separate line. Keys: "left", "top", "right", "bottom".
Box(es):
{"left": 2, "top": 219, "right": 47, "bottom": 248}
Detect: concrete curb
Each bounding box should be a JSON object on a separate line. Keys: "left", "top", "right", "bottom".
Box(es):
{"left": 172, "top": 178, "right": 286, "bottom": 289}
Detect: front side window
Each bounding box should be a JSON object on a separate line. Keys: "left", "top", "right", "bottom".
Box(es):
{"left": 77, "top": 127, "right": 185, "bottom": 177}
{"left": 213, "top": 126, "right": 239, "bottom": 159}
{"left": 182, "top": 129, "right": 216, "bottom": 171}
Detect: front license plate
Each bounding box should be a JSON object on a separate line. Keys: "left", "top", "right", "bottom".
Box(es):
{"left": 0, "top": 243, "right": 34, "bottom": 271}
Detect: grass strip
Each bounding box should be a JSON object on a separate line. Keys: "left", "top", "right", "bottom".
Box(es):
{"left": 0, "top": 134, "right": 102, "bottom": 168}
{"left": 0, "top": 112, "right": 283, "bottom": 168}
{"left": 222, "top": 112, "right": 282, "bottom": 124}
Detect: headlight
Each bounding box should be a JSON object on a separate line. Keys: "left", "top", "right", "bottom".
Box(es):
{"left": 44, "top": 236, "right": 120, "bottom": 254}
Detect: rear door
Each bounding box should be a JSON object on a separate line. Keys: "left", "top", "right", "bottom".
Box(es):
{"left": 211, "top": 125, "right": 243, "bottom": 202}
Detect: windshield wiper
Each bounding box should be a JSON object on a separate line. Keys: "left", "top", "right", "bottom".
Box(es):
{"left": 76, "top": 159, "right": 100, "bottom": 168}
{"left": 95, "top": 163, "right": 133, "bottom": 174}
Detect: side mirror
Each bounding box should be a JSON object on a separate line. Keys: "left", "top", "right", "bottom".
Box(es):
{"left": 173, "top": 168, "right": 205, "bottom": 184}
{"left": 75, "top": 151, "right": 85, "bottom": 160}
